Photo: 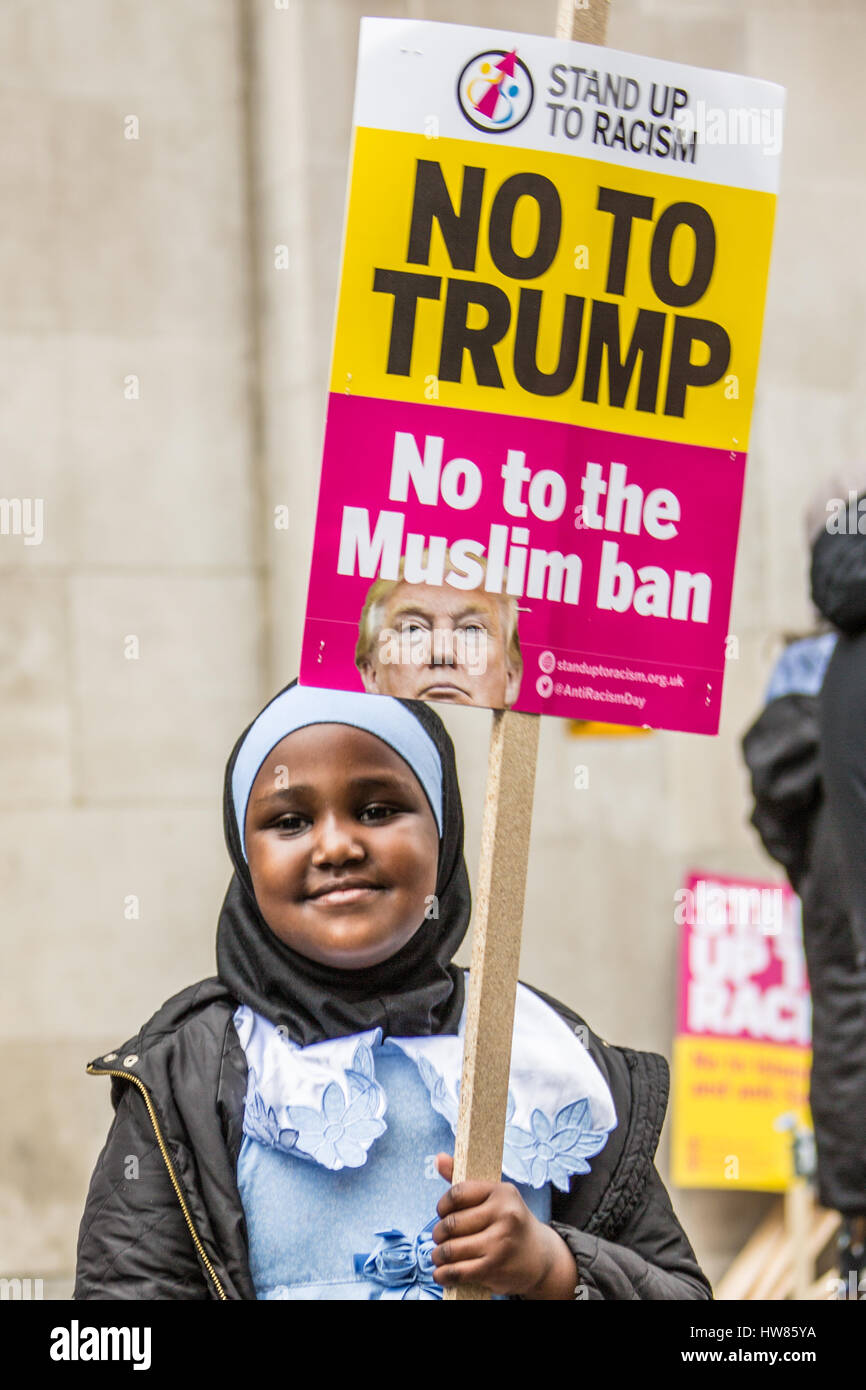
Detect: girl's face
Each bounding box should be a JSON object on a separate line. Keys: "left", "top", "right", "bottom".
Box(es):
{"left": 244, "top": 724, "right": 439, "bottom": 970}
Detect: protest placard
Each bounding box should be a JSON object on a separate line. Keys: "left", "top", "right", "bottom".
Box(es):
{"left": 300, "top": 17, "right": 784, "bottom": 735}
{"left": 296, "top": 7, "right": 786, "bottom": 1301}
{"left": 671, "top": 871, "right": 812, "bottom": 1192}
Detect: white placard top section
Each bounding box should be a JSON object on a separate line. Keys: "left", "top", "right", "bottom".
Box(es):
{"left": 355, "top": 19, "right": 784, "bottom": 195}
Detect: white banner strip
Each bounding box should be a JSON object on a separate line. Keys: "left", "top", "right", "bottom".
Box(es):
{"left": 354, "top": 19, "right": 784, "bottom": 195}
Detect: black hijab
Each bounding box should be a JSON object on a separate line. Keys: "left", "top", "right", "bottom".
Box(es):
{"left": 216, "top": 682, "right": 471, "bottom": 1044}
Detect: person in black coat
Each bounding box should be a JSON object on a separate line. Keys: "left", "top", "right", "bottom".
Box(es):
{"left": 812, "top": 487, "right": 866, "bottom": 972}
{"left": 742, "top": 484, "right": 866, "bottom": 1280}
{"left": 74, "top": 683, "right": 710, "bottom": 1301}
{"left": 811, "top": 484, "right": 866, "bottom": 1274}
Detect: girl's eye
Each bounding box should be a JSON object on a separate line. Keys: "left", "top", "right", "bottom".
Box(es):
{"left": 274, "top": 813, "right": 308, "bottom": 834}
{"left": 359, "top": 804, "right": 398, "bottom": 823}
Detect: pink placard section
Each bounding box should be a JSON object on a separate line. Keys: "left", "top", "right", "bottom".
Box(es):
{"left": 675, "top": 872, "right": 810, "bottom": 1048}
{"left": 300, "top": 393, "right": 746, "bottom": 734}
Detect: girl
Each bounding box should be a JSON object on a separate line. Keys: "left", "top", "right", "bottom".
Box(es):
{"left": 74, "top": 682, "right": 710, "bottom": 1300}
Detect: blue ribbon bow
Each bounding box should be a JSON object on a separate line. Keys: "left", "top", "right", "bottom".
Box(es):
{"left": 354, "top": 1218, "right": 442, "bottom": 1300}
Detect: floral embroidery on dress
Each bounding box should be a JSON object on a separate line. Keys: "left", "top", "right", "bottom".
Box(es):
{"left": 237, "top": 992, "right": 616, "bottom": 1184}
{"left": 414, "top": 1054, "right": 458, "bottom": 1129}
{"left": 503, "top": 1094, "right": 608, "bottom": 1191}
{"left": 410, "top": 1058, "right": 612, "bottom": 1193}
{"left": 242, "top": 1068, "right": 298, "bottom": 1154}
{"left": 354, "top": 1218, "right": 441, "bottom": 1300}
{"left": 286, "top": 1043, "right": 387, "bottom": 1170}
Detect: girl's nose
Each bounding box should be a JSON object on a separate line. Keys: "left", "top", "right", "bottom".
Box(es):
{"left": 310, "top": 813, "right": 366, "bottom": 866}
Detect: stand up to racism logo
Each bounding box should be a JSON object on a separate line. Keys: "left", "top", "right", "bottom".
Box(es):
{"left": 457, "top": 48, "right": 534, "bottom": 133}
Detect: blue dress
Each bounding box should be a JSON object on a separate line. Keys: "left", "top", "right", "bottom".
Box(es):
{"left": 237, "top": 1041, "right": 551, "bottom": 1300}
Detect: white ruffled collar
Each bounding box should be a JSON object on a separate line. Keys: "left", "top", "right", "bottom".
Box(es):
{"left": 234, "top": 980, "right": 616, "bottom": 1192}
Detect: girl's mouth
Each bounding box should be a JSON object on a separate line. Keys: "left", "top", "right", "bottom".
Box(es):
{"left": 306, "top": 881, "right": 383, "bottom": 906}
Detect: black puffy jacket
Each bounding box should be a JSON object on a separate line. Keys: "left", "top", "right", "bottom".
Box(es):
{"left": 742, "top": 690, "right": 866, "bottom": 1215}
{"left": 811, "top": 517, "right": 866, "bottom": 965}
{"left": 73, "top": 978, "right": 711, "bottom": 1301}
{"left": 740, "top": 511, "right": 866, "bottom": 1217}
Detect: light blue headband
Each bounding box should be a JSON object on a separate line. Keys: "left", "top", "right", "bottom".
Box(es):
{"left": 231, "top": 685, "right": 444, "bottom": 859}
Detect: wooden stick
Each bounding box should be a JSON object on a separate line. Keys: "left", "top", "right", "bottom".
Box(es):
{"left": 751, "top": 1222, "right": 799, "bottom": 1302}
{"left": 773, "top": 1208, "right": 840, "bottom": 1302}
{"left": 718, "top": 1200, "right": 839, "bottom": 1303}
{"left": 760, "top": 1203, "right": 839, "bottom": 1302}
{"left": 556, "top": 0, "right": 610, "bottom": 46}
{"left": 786, "top": 1180, "right": 814, "bottom": 1301}
{"left": 445, "top": 709, "right": 540, "bottom": 1301}
{"left": 714, "top": 1199, "right": 785, "bottom": 1301}
{"left": 775, "top": 1204, "right": 840, "bottom": 1297}
{"left": 714, "top": 1195, "right": 839, "bottom": 1302}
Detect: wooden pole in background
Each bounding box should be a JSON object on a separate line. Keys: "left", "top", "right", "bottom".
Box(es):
{"left": 557, "top": 0, "right": 610, "bottom": 46}
{"left": 445, "top": 0, "right": 611, "bottom": 1306}
{"left": 786, "top": 1180, "right": 814, "bottom": 1301}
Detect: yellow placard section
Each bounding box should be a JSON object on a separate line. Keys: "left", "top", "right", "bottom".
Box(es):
{"left": 671, "top": 1035, "right": 812, "bottom": 1192}
{"left": 332, "top": 127, "right": 776, "bottom": 452}
{"left": 568, "top": 720, "right": 653, "bottom": 738}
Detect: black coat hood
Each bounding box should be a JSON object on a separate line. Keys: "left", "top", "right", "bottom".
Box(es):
{"left": 811, "top": 511, "right": 866, "bottom": 634}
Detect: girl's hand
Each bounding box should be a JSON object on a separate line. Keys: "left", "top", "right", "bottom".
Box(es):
{"left": 431, "top": 1153, "right": 579, "bottom": 1299}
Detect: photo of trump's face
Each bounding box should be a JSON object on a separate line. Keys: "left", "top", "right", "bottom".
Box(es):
{"left": 355, "top": 572, "right": 523, "bottom": 709}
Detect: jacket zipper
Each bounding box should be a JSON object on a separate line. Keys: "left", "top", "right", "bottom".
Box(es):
{"left": 87, "top": 1065, "right": 228, "bottom": 1301}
